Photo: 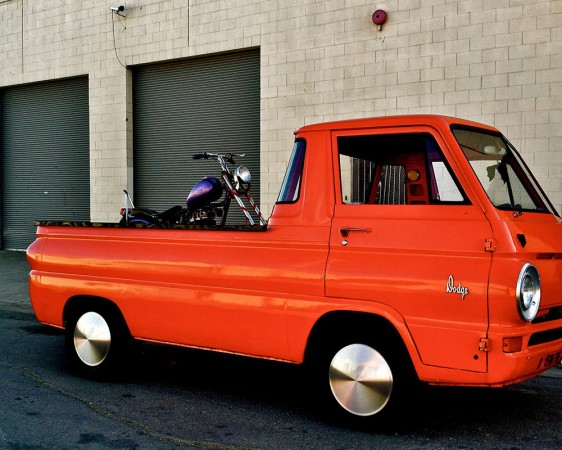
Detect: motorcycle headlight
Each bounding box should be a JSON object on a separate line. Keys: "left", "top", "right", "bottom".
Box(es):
{"left": 516, "top": 263, "right": 541, "bottom": 322}
{"left": 235, "top": 165, "right": 251, "bottom": 184}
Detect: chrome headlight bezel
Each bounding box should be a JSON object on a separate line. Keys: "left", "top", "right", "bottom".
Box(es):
{"left": 516, "top": 263, "right": 541, "bottom": 322}
{"left": 235, "top": 165, "right": 251, "bottom": 185}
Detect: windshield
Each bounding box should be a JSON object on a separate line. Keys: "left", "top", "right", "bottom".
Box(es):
{"left": 452, "top": 126, "right": 558, "bottom": 216}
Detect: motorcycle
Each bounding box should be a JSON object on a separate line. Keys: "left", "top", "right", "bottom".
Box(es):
{"left": 120, "top": 152, "right": 266, "bottom": 227}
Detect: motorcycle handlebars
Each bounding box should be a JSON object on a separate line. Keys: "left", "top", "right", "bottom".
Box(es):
{"left": 192, "top": 152, "right": 246, "bottom": 164}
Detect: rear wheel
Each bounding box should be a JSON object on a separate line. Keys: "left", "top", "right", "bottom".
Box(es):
{"left": 65, "top": 307, "right": 129, "bottom": 378}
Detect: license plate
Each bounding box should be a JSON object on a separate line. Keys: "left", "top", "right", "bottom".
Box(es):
{"left": 536, "top": 351, "right": 562, "bottom": 371}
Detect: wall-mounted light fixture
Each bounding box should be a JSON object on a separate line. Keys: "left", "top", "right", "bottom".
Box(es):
{"left": 372, "top": 9, "right": 387, "bottom": 31}
{"left": 110, "top": 5, "right": 125, "bottom": 16}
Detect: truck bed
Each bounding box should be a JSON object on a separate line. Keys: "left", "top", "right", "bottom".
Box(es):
{"left": 34, "top": 220, "right": 267, "bottom": 232}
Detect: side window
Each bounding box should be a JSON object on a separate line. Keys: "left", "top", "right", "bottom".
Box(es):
{"left": 338, "top": 133, "right": 466, "bottom": 205}
{"left": 277, "top": 140, "right": 305, "bottom": 203}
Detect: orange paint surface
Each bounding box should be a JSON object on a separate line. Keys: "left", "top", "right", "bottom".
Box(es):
{"left": 27, "top": 115, "right": 562, "bottom": 386}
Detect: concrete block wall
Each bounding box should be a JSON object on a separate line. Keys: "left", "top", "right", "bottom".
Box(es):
{"left": 258, "top": 0, "right": 562, "bottom": 214}
{"left": 1, "top": 0, "right": 561, "bottom": 219}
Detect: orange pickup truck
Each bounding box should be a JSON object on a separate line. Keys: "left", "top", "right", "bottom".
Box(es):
{"left": 27, "top": 115, "right": 562, "bottom": 421}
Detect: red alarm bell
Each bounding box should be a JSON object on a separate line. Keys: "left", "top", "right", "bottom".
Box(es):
{"left": 372, "top": 9, "right": 387, "bottom": 30}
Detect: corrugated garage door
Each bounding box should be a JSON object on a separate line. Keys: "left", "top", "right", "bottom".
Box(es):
{"left": 0, "top": 77, "right": 90, "bottom": 250}
{"left": 133, "top": 49, "right": 260, "bottom": 224}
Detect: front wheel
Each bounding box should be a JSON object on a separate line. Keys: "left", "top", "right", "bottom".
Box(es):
{"left": 310, "top": 336, "right": 414, "bottom": 424}
{"left": 65, "top": 308, "right": 129, "bottom": 378}
{"left": 329, "top": 343, "right": 393, "bottom": 417}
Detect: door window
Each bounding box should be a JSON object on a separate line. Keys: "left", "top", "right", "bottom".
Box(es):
{"left": 338, "top": 133, "right": 467, "bottom": 205}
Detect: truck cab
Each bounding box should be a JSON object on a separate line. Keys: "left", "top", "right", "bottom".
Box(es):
{"left": 275, "top": 115, "right": 562, "bottom": 388}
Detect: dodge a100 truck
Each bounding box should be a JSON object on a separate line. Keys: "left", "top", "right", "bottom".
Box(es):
{"left": 27, "top": 115, "right": 562, "bottom": 421}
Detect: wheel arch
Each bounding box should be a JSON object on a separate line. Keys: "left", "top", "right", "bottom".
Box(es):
{"left": 63, "top": 295, "right": 130, "bottom": 336}
{"left": 303, "top": 310, "right": 419, "bottom": 375}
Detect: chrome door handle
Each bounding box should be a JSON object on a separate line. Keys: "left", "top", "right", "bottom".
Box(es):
{"left": 339, "top": 227, "right": 371, "bottom": 238}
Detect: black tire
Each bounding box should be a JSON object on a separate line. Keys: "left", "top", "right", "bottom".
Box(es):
{"left": 65, "top": 306, "right": 130, "bottom": 379}
{"left": 309, "top": 333, "right": 415, "bottom": 425}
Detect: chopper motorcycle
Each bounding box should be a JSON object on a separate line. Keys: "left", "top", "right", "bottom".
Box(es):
{"left": 120, "top": 152, "right": 266, "bottom": 227}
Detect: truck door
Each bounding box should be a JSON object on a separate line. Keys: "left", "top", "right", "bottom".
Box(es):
{"left": 325, "top": 127, "right": 493, "bottom": 373}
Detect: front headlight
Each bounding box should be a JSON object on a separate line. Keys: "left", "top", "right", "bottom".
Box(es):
{"left": 235, "top": 165, "right": 251, "bottom": 184}
{"left": 516, "top": 263, "right": 541, "bottom": 322}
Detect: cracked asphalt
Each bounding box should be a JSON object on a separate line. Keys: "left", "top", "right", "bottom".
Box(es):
{"left": 0, "top": 250, "right": 561, "bottom": 449}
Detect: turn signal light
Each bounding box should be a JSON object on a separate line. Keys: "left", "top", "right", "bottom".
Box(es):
{"left": 502, "top": 336, "right": 523, "bottom": 353}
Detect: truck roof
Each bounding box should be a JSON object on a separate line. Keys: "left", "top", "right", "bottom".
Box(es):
{"left": 295, "top": 115, "right": 500, "bottom": 134}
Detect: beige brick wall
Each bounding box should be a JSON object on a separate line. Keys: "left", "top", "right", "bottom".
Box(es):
{"left": 1, "top": 0, "right": 561, "bottom": 220}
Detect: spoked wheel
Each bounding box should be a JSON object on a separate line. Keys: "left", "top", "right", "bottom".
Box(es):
{"left": 329, "top": 343, "right": 393, "bottom": 416}
{"left": 65, "top": 307, "right": 129, "bottom": 378}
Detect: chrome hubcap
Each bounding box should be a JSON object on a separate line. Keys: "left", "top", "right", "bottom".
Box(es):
{"left": 73, "top": 312, "right": 111, "bottom": 366}
{"left": 329, "top": 343, "right": 393, "bottom": 416}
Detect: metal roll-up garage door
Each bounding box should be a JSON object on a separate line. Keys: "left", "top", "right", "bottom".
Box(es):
{"left": 133, "top": 49, "right": 260, "bottom": 224}
{"left": 0, "top": 77, "right": 90, "bottom": 250}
